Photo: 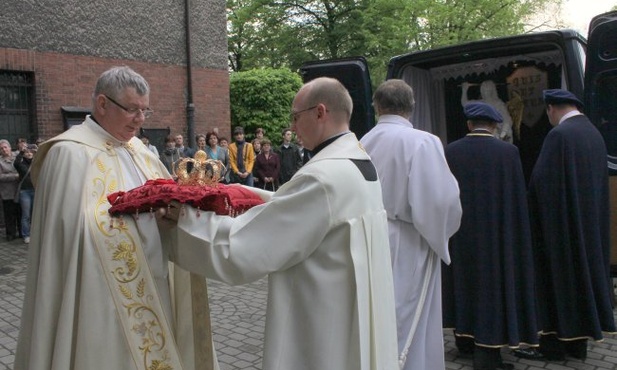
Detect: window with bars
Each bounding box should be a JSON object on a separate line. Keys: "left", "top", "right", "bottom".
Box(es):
{"left": 0, "top": 71, "right": 35, "bottom": 148}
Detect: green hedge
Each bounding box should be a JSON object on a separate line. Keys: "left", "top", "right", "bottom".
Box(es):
{"left": 230, "top": 68, "right": 303, "bottom": 145}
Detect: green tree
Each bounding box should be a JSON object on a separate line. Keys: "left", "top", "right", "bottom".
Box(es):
{"left": 228, "top": 0, "right": 562, "bottom": 80}
{"left": 228, "top": 0, "right": 374, "bottom": 71}
{"left": 228, "top": 0, "right": 266, "bottom": 71}
{"left": 229, "top": 68, "right": 303, "bottom": 145}
{"left": 227, "top": 0, "right": 564, "bottom": 129}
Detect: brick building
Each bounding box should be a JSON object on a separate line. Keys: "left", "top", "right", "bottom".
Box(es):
{"left": 0, "top": 0, "right": 229, "bottom": 151}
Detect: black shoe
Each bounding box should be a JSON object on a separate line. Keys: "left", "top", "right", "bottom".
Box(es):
{"left": 512, "top": 348, "right": 544, "bottom": 360}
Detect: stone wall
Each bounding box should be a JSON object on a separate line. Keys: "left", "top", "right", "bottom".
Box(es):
{"left": 0, "top": 0, "right": 230, "bottom": 142}
{"left": 0, "top": 0, "right": 227, "bottom": 70}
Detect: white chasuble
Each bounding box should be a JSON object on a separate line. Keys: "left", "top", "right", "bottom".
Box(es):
{"left": 15, "top": 117, "right": 216, "bottom": 370}
{"left": 172, "top": 133, "right": 399, "bottom": 370}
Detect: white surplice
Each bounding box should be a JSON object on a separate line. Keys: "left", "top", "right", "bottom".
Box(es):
{"left": 361, "top": 115, "right": 462, "bottom": 370}
{"left": 15, "top": 117, "right": 217, "bottom": 370}
{"left": 171, "top": 132, "right": 399, "bottom": 370}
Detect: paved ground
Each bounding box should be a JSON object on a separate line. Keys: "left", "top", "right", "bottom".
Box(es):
{"left": 1, "top": 239, "right": 616, "bottom": 370}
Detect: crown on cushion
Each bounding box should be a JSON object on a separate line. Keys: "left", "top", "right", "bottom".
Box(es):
{"left": 107, "top": 150, "right": 263, "bottom": 218}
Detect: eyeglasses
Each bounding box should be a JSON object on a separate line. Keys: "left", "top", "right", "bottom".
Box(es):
{"left": 290, "top": 105, "right": 318, "bottom": 123}
{"left": 105, "top": 95, "right": 154, "bottom": 119}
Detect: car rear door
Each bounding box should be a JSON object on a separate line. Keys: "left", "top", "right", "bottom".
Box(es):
{"left": 584, "top": 10, "right": 617, "bottom": 274}
{"left": 299, "top": 57, "right": 374, "bottom": 139}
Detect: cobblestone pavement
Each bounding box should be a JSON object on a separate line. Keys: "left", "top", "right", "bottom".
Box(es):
{"left": 2, "top": 240, "right": 616, "bottom": 370}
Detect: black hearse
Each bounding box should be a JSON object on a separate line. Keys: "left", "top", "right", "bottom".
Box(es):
{"left": 300, "top": 11, "right": 617, "bottom": 271}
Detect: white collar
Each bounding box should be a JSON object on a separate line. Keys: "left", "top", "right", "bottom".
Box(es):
{"left": 558, "top": 110, "right": 582, "bottom": 125}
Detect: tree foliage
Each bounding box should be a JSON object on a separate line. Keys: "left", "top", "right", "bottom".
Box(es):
{"left": 227, "top": 0, "right": 564, "bottom": 134}
{"left": 229, "top": 68, "right": 303, "bottom": 144}
{"left": 228, "top": 0, "right": 563, "bottom": 83}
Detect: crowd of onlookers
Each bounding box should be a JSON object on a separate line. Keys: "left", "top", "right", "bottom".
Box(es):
{"left": 0, "top": 126, "right": 307, "bottom": 245}
{"left": 0, "top": 137, "right": 43, "bottom": 244}
{"left": 144, "top": 126, "right": 308, "bottom": 191}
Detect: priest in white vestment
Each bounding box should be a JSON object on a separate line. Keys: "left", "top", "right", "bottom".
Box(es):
{"left": 361, "top": 80, "right": 462, "bottom": 370}
{"left": 162, "top": 77, "right": 399, "bottom": 370}
{"left": 15, "top": 66, "right": 216, "bottom": 370}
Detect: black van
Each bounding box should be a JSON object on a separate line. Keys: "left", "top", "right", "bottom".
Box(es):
{"left": 299, "top": 11, "right": 617, "bottom": 271}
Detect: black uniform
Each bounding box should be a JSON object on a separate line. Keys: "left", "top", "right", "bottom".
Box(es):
{"left": 528, "top": 114, "right": 616, "bottom": 356}
{"left": 443, "top": 131, "right": 539, "bottom": 356}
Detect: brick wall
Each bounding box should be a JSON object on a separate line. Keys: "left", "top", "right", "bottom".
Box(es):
{"left": 0, "top": 47, "right": 231, "bottom": 142}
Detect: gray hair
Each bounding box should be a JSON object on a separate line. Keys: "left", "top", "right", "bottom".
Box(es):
{"left": 303, "top": 77, "right": 353, "bottom": 121}
{"left": 0, "top": 139, "right": 10, "bottom": 147}
{"left": 373, "top": 79, "right": 415, "bottom": 117}
{"left": 93, "top": 66, "right": 150, "bottom": 101}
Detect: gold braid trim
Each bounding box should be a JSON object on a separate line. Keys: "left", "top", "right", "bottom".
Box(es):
{"left": 90, "top": 153, "right": 183, "bottom": 370}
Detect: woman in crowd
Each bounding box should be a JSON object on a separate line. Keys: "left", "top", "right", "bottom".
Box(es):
{"left": 252, "top": 138, "right": 262, "bottom": 187}
{"left": 252, "top": 138, "right": 262, "bottom": 156}
{"left": 160, "top": 134, "right": 182, "bottom": 179}
{"left": 253, "top": 138, "right": 280, "bottom": 191}
{"left": 205, "top": 131, "right": 230, "bottom": 183}
{"left": 0, "top": 139, "right": 19, "bottom": 241}
{"left": 196, "top": 134, "right": 207, "bottom": 152}
{"left": 13, "top": 147, "right": 35, "bottom": 244}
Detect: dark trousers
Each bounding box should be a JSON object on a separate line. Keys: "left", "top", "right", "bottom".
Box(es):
{"left": 2, "top": 199, "right": 19, "bottom": 239}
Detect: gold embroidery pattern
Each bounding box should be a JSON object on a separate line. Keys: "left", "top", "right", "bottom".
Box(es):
{"left": 111, "top": 241, "right": 171, "bottom": 370}
{"left": 104, "top": 141, "right": 116, "bottom": 156}
{"left": 92, "top": 155, "right": 176, "bottom": 370}
{"left": 121, "top": 141, "right": 137, "bottom": 156}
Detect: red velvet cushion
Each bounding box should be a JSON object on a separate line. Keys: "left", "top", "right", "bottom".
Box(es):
{"left": 108, "top": 179, "right": 264, "bottom": 217}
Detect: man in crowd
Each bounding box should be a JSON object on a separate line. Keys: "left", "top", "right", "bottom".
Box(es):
{"left": 228, "top": 126, "right": 255, "bottom": 186}
{"left": 277, "top": 128, "right": 302, "bottom": 185}
{"left": 175, "top": 133, "right": 195, "bottom": 158}
{"left": 524, "top": 89, "right": 616, "bottom": 360}
{"left": 296, "top": 137, "right": 311, "bottom": 165}
{"left": 15, "top": 66, "right": 217, "bottom": 370}
{"left": 444, "top": 102, "right": 538, "bottom": 370}
{"left": 360, "top": 79, "right": 462, "bottom": 370}
{"left": 160, "top": 77, "right": 399, "bottom": 370}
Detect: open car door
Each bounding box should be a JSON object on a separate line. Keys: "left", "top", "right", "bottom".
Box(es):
{"left": 299, "top": 57, "right": 375, "bottom": 139}
{"left": 584, "top": 11, "right": 617, "bottom": 275}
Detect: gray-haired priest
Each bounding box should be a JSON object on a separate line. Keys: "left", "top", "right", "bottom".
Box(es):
{"left": 15, "top": 66, "right": 217, "bottom": 370}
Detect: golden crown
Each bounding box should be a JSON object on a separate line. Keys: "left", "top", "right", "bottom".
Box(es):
{"left": 174, "top": 150, "right": 226, "bottom": 187}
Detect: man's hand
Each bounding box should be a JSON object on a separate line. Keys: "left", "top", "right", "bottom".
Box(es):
{"left": 155, "top": 201, "right": 182, "bottom": 229}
